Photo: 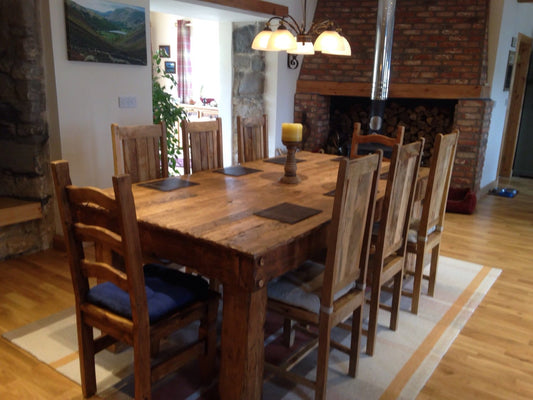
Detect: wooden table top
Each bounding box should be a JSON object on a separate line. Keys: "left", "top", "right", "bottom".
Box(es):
{"left": 132, "top": 152, "right": 342, "bottom": 258}
{"left": 127, "top": 152, "right": 427, "bottom": 290}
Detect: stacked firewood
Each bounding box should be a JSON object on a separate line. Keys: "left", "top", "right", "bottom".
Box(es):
{"left": 328, "top": 98, "right": 456, "bottom": 165}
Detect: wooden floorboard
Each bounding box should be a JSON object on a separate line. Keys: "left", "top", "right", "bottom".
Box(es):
{"left": 0, "top": 177, "right": 532, "bottom": 399}
{"left": 419, "top": 176, "right": 533, "bottom": 400}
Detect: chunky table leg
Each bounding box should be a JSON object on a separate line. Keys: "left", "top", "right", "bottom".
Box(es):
{"left": 219, "top": 284, "right": 267, "bottom": 400}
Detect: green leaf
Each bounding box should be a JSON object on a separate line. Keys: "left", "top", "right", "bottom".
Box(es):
{"left": 152, "top": 53, "right": 188, "bottom": 175}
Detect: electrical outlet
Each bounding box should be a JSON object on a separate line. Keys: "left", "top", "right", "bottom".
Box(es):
{"left": 118, "top": 96, "right": 137, "bottom": 108}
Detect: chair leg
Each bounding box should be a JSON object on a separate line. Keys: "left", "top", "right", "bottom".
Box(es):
{"left": 348, "top": 305, "right": 363, "bottom": 377}
{"left": 315, "top": 313, "right": 332, "bottom": 400}
{"left": 282, "top": 318, "right": 296, "bottom": 347}
{"left": 366, "top": 276, "right": 381, "bottom": 356}
{"left": 133, "top": 330, "right": 152, "bottom": 400}
{"left": 427, "top": 243, "right": 440, "bottom": 297}
{"left": 390, "top": 269, "right": 403, "bottom": 331}
{"left": 410, "top": 243, "right": 426, "bottom": 315}
{"left": 199, "top": 296, "right": 219, "bottom": 383}
{"left": 78, "top": 320, "right": 97, "bottom": 397}
{"left": 150, "top": 338, "right": 160, "bottom": 357}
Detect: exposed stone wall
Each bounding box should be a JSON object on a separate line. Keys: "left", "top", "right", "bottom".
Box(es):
{"left": 232, "top": 22, "right": 266, "bottom": 164}
{"left": 0, "top": 0, "right": 54, "bottom": 259}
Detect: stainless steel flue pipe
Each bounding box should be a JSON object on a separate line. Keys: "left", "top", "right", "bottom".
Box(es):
{"left": 369, "top": 0, "right": 397, "bottom": 134}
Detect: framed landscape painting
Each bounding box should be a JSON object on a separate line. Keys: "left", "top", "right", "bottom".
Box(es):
{"left": 64, "top": 0, "right": 147, "bottom": 65}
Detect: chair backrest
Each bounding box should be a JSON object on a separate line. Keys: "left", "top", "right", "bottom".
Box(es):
{"left": 376, "top": 139, "right": 424, "bottom": 260}
{"left": 237, "top": 114, "right": 268, "bottom": 163}
{"left": 321, "top": 152, "right": 382, "bottom": 306}
{"left": 349, "top": 122, "right": 405, "bottom": 159}
{"left": 419, "top": 130, "right": 459, "bottom": 236}
{"left": 181, "top": 117, "right": 223, "bottom": 174}
{"left": 51, "top": 160, "right": 149, "bottom": 327}
{"left": 111, "top": 122, "right": 168, "bottom": 183}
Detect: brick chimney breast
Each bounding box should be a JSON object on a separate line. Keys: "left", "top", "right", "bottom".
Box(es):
{"left": 294, "top": 0, "right": 491, "bottom": 192}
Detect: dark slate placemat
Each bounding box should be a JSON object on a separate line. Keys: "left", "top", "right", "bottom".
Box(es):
{"left": 254, "top": 202, "right": 322, "bottom": 224}
{"left": 263, "top": 156, "right": 306, "bottom": 165}
{"left": 324, "top": 190, "right": 336, "bottom": 197}
{"left": 138, "top": 177, "right": 199, "bottom": 192}
{"left": 213, "top": 165, "right": 262, "bottom": 176}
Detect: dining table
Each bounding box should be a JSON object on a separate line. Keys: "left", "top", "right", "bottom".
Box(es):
{"left": 120, "top": 151, "right": 428, "bottom": 400}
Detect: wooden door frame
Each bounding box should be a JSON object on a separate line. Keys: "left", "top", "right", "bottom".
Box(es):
{"left": 498, "top": 33, "right": 533, "bottom": 178}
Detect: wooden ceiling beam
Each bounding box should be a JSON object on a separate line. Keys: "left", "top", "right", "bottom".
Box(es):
{"left": 195, "top": 0, "right": 288, "bottom": 16}
{"left": 296, "top": 80, "right": 491, "bottom": 99}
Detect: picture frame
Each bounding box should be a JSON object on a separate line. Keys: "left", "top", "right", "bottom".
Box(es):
{"left": 165, "top": 61, "right": 176, "bottom": 74}
{"left": 503, "top": 51, "right": 516, "bottom": 91}
{"left": 159, "top": 45, "right": 170, "bottom": 58}
{"left": 64, "top": 0, "right": 147, "bottom": 65}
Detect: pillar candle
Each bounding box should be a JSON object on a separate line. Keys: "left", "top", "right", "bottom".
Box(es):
{"left": 281, "top": 123, "right": 303, "bottom": 142}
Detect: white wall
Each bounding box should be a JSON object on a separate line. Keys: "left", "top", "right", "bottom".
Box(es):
{"left": 150, "top": 11, "right": 179, "bottom": 97}
{"left": 45, "top": 0, "right": 153, "bottom": 189}
{"left": 482, "top": 1, "right": 533, "bottom": 188}
{"left": 264, "top": 0, "right": 311, "bottom": 152}
{"left": 47, "top": 0, "right": 527, "bottom": 189}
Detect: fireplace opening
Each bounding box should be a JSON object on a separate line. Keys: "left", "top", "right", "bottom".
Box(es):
{"left": 326, "top": 96, "right": 457, "bottom": 166}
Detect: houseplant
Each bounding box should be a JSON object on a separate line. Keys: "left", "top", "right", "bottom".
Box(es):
{"left": 152, "top": 53, "right": 188, "bottom": 175}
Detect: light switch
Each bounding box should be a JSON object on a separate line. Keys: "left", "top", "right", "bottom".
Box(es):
{"left": 118, "top": 96, "right": 137, "bottom": 108}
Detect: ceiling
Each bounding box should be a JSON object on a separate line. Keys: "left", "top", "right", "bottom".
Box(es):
{"left": 150, "top": 0, "right": 271, "bottom": 21}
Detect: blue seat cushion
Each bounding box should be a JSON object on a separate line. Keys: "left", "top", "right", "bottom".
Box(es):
{"left": 87, "top": 263, "right": 209, "bottom": 324}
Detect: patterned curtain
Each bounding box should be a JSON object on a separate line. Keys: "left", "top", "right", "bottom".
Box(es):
{"left": 176, "top": 20, "right": 192, "bottom": 103}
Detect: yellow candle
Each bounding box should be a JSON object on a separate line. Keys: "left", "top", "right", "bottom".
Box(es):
{"left": 281, "top": 123, "right": 303, "bottom": 142}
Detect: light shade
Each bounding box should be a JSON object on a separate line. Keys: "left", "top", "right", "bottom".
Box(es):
{"left": 266, "top": 26, "right": 297, "bottom": 51}
{"left": 314, "top": 30, "right": 345, "bottom": 54}
{"left": 322, "top": 35, "right": 351, "bottom": 56}
{"left": 288, "top": 41, "right": 315, "bottom": 55}
{"left": 251, "top": 29, "right": 273, "bottom": 51}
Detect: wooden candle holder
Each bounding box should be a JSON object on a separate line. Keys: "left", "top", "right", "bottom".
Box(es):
{"left": 279, "top": 140, "right": 301, "bottom": 184}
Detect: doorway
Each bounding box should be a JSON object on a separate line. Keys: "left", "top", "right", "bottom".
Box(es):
{"left": 513, "top": 52, "right": 533, "bottom": 178}
{"left": 498, "top": 33, "right": 533, "bottom": 177}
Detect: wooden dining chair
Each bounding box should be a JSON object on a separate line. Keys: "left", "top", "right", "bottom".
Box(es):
{"left": 266, "top": 152, "right": 382, "bottom": 400}
{"left": 181, "top": 117, "right": 223, "bottom": 174}
{"left": 350, "top": 121, "right": 405, "bottom": 160}
{"left": 365, "top": 139, "right": 424, "bottom": 356}
{"left": 51, "top": 160, "right": 219, "bottom": 400}
{"left": 236, "top": 114, "right": 268, "bottom": 163}
{"left": 111, "top": 122, "right": 169, "bottom": 183}
{"left": 403, "top": 130, "right": 459, "bottom": 314}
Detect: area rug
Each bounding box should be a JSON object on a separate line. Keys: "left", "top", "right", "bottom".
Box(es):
{"left": 3, "top": 256, "right": 500, "bottom": 399}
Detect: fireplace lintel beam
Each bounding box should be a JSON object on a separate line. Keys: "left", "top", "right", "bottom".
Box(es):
{"left": 296, "top": 80, "right": 490, "bottom": 99}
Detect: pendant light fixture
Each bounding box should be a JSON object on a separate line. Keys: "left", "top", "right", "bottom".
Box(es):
{"left": 251, "top": 0, "right": 351, "bottom": 57}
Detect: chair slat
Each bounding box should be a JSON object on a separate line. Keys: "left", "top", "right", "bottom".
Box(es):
{"left": 237, "top": 114, "right": 268, "bottom": 163}
{"left": 350, "top": 122, "right": 404, "bottom": 160}
{"left": 111, "top": 122, "right": 168, "bottom": 183}
{"left": 181, "top": 118, "right": 223, "bottom": 174}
